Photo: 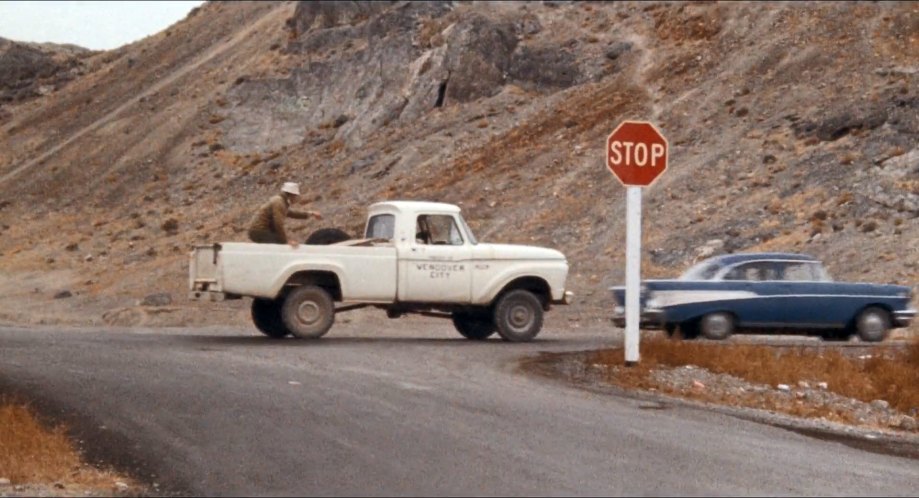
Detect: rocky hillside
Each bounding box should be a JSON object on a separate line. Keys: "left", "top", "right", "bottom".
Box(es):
{"left": 0, "top": 37, "right": 92, "bottom": 116}
{"left": 0, "top": 1, "right": 915, "bottom": 328}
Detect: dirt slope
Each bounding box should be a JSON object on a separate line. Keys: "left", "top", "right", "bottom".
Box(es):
{"left": 0, "top": 1, "right": 915, "bottom": 328}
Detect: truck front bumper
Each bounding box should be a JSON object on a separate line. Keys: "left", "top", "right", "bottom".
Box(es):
{"left": 611, "top": 306, "right": 665, "bottom": 329}
{"left": 552, "top": 291, "right": 574, "bottom": 305}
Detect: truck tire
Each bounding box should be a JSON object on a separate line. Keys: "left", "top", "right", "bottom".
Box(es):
{"left": 493, "top": 290, "right": 543, "bottom": 342}
{"left": 281, "top": 285, "right": 335, "bottom": 339}
{"left": 451, "top": 312, "right": 496, "bottom": 340}
{"left": 305, "top": 228, "right": 351, "bottom": 245}
{"left": 251, "top": 299, "right": 290, "bottom": 339}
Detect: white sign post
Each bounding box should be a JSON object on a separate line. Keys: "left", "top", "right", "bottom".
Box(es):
{"left": 624, "top": 186, "right": 642, "bottom": 365}
{"left": 606, "top": 121, "right": 668, "bottom": 366}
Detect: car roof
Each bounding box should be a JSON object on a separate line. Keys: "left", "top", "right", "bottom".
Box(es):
{"left": 704, "top": 252, "right": 820, "bottom": 266}
{"left": 368, "top": 200, "right": 461, "bottom": 214}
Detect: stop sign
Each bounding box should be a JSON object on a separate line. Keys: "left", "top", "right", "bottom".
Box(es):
{"left": 606, "top": 121, "right": 668, "bottom": 187}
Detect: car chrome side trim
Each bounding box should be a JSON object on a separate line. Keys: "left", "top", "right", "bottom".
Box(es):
{"left": 652, "top": 290, "right": 758, "bottom": 307}
{"left": 894, "top": 309, "right": 917, "bottom": 326}
{"left": 651, "top": 291, "right": 909, "bottom": 307}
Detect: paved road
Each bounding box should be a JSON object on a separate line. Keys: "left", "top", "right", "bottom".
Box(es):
{"left": 0, "top": 321, "right": 916, "bottom": 496}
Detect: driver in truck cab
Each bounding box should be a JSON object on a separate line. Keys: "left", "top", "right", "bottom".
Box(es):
{"left": 247, "top": 182, "right": 322, "bottom": 248}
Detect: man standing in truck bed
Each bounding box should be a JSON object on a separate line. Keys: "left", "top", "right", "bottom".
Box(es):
{"left": 247, "top": 182, "right": 322, "bottom": 248}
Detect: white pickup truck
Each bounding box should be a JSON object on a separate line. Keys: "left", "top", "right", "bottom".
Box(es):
{"left": 189, "top": 201, "right": 571, "bottom": 342}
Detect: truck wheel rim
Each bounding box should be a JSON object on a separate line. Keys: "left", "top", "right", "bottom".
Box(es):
{"left": 509, "top": 304, "right": 533, "bottom": 331}
{"left": 297, "top": 301, "right": 321, "bottom": 325}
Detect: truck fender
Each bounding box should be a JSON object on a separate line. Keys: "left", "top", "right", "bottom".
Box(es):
{"left": 476, "top": 272, "right": 552, "bottom": 306}
{"left": 270, "top": 261, "right": 347, "bottom": 300}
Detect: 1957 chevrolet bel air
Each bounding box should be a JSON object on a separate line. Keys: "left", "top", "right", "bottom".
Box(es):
{"left": 610, "top": 253, "right": 916, "bottom": 342}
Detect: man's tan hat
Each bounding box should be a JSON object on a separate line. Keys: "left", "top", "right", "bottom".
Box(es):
{"left": 281, "top": 182, "right": 301, "bottom": 196}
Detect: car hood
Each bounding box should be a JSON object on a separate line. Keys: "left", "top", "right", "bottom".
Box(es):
{"left": 475, "top": 243, "right": 566, "bottom": 261}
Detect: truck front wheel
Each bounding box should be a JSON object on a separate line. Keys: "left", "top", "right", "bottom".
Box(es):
{"left": 494, "top": 290, "right": 543, "bottom": 342}
{"left": 452, "top": 312, "right": 496, "bottom": 340}
{"left": 281, "top": 286, "right": 335, "bottom": 339}
{"left": 251, "top": 299, "right": 290, "bottom": 339}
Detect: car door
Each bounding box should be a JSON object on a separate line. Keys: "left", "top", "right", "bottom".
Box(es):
{"left": 719, "top": 262, "right": 777, "bottom": 326}
{"left": 398, "top": 213, "right": 472, "bottom": 303}
{"left": 775, "top": 261, "right": 830, "bottom": 327}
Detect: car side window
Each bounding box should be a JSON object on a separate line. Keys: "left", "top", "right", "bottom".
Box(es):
{"left": 724, "top": 262, "right": 776, "bottom": 281}
{"left": 724, "top": 263, "right": 756, "bottom": 281}
{"left": 416, "top": 215, "right": 464, "bottom": 246}
{"left": 782, "top": 262, "right": 819, "bottom": 281}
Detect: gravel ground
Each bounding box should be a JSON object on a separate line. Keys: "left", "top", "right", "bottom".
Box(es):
{"left": 523, "top": 351, "right": 919, "bottom": 460}
{"left": 0, "top": 481, "right": 142, "bottom": 498}
{"left": 642, "top": 364, "right": 918, "bottom": 432}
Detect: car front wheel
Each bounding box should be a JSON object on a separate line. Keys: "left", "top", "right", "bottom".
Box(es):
{"left": 856, "top": 307, "right": 890, "bottom": 343}
{"left": 700, "top": 312, "right": 734, "bottom": 340}
{"left": 494, "top": 290, "right": 543, "bottom": 342}
{"left": 281, "top": 286, "right": 335, "bottom": 339}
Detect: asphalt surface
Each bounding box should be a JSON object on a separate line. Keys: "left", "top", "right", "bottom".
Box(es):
{"left": 1, "top": 320, "right": 917, "bottom": 496}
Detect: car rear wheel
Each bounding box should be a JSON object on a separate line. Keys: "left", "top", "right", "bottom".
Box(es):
{"left": 700, "top": 312, "right": 734, "bottom": 340}
{"left": 494, "top": 290, "right": 543, "bottom": 342}
{"left": 856, "top": 307, "right": 890, "bottom": 343}
{"left": 452, "top": 311, "right": 496, "bottom": 340}
{"left": 281, "top": 285, "right": 335, "bottom": 339}
{"left": 251, "top": 299, "right": 290, "bottom": 338}
{"left": 677, "top": 320, "right": 701, "bottom": 340}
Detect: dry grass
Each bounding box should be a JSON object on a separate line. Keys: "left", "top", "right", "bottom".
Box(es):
{"left": 589, "top": 338, "right": 919, "bottom": 415}
{"left": 0, "top": 397, "right": 123, "bottom": 487}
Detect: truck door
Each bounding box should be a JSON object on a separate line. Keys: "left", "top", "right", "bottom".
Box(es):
{"left": 398, "top": 214, "right": 473, "bottom": 303}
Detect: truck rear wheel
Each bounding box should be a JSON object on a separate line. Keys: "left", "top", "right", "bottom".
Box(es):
{"left": 281, "top": 285, "right": 335, "bottom": 339}
{"left": 493, "top": 290, "right": 543, "bottom": 342}
{"left": 251, "top": 299, "right": 290, "bottom": 339}
{"left": 452, "top": 312, "right": 496, "bottom": 340}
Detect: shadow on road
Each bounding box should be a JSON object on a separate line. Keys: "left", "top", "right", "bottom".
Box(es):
{"left": 171, "top": 333, "right": 569, "bottom": 348}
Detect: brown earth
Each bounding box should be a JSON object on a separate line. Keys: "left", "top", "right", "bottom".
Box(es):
{"left": 0, "top": 1, "right": 916, "bottom": 329}
{"left": 0, "top": 397, "right": 139, "bottom": 497}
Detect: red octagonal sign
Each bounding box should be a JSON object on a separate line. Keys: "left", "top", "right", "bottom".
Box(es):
{"left": 607, "top": 121, "right": 668, "bottom": 187}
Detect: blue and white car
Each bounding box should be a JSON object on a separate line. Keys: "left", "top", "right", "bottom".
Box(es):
{"left": 610, "top": 253, "right": 916, "bottom": 342}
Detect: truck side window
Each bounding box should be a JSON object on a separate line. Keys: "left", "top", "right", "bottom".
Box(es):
{"left": 416, "top": 215, "right": 463, "bottom": 245}
{"left": 366, "top": 214, "right": 395, "bottom": 241}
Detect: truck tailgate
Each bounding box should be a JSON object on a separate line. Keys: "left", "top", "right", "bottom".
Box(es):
{"left": 189, "top": 243, "right": 224, "bottom": 300}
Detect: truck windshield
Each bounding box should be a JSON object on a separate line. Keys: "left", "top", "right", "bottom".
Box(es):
{"left": 458, "top": 214, "right": 477, "bottom": 245}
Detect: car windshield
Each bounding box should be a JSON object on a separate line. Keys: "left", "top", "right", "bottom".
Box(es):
{"left": 680, "top": 260, "right": 722, "bottom": 281}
